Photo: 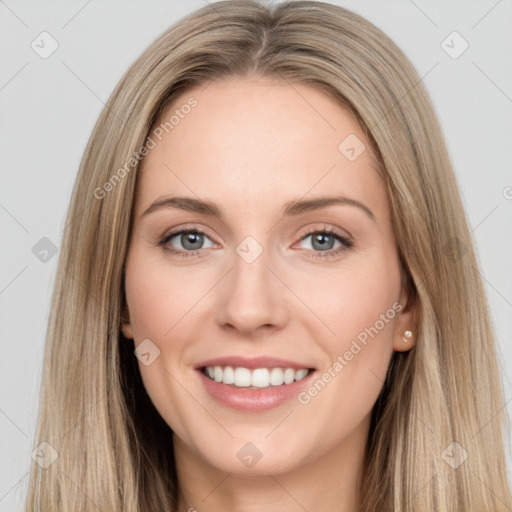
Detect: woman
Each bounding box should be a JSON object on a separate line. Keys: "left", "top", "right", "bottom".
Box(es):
{"left": 25, "top": 1, "right": 512, "bottom": 510}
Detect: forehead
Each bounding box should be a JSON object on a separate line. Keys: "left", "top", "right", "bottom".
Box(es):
{"left": 136, "top": 77, "right": 385, "bottom": 219}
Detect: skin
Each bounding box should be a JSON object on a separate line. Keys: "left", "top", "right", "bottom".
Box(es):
{"left": 121, "top": 77, "right": 417, "bottom": 512}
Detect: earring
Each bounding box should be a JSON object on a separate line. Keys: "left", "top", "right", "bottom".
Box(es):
{"left": 402, "top": 330, "right": 413, "bottom": 342}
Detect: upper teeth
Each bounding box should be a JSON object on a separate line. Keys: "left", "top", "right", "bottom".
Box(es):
{"left": 204, "top": 366, "right": 310, "bottom": 388}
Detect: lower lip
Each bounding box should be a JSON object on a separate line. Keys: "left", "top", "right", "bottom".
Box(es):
{"left": 197, "top": 369, "right": 316, "bottom": 411}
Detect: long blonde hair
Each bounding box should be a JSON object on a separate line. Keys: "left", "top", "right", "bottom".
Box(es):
{"left": 26, "top": 1, "right": 512, "bottom": 510}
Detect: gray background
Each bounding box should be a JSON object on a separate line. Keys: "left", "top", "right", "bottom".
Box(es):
{"left": 1, "top": 0, "right": 511, "bottom": 509}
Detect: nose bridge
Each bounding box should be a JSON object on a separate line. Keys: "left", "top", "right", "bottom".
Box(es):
{"left": 215, "top": 236, "right": 288, "bottom": 334}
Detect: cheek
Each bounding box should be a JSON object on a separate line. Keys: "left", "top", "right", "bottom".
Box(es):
{"left": 124, "top": 246, "right": 204, "bottom": 340}
{"left": 123, "top": 249, "right": 202, "bottom": 438}
{"left": 298, "top": 249, "right": 402, "bottom": 349}
{"left": 291, "top": 256, "right": 400, "bottom": 447}
{"left": 294, "top": 247, "right": 402, "bottom": 415}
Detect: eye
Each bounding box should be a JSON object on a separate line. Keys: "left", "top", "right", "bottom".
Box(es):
{"left": 159, "top": 228, "right": 214, "bottom": 259}
{"left": 295, "top": 228, "right": 353, "bottom": 259}
{"left": 158, "top": 226, "right": 353, "bottom": 260}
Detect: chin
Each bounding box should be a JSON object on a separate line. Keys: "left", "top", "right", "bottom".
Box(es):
{"left": 187, "top": 433, "right": 310, "bottom": 476}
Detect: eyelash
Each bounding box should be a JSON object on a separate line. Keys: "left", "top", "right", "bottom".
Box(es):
{"left": 158, "top": 226, "right": 354, "bottom": 260}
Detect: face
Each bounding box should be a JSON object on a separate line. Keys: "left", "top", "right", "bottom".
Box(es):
{"left": 122, "top": 77, "right": 416, "bottom": 476}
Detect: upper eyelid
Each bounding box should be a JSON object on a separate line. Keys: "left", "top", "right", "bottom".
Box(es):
{"left": 301, "top": 225, "right": 352, "bottom": 241}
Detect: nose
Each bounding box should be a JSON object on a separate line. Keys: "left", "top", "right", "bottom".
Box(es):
{"left": 215, "top": 245, "right": 289, "bottom": 337}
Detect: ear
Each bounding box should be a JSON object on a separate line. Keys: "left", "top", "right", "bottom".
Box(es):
{"left": 120, "top": 301, "right": 134, "bottom": 339}
{"left": 393, "top": 284, "right": 418, "bottom": 352}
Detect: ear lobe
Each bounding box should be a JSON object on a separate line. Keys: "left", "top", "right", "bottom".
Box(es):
{"left": 121, "top": 323, "right": 133, "bottom": 339}
{"left": 393, "top": 288, "right": 418, "bottom": 352}
{"left": 393, "top": 328, "right": 415, "bottom": 352}
{"left": 120, "top": 302, "right": 133, "bottom": 339}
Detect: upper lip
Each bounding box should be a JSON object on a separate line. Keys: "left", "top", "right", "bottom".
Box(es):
{"left": 195, "top": 356, "right": 315, "bottom": 371}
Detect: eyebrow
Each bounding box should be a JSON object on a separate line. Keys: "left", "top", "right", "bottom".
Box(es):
{"left": 141, "top": 194, "right": 376, "bottom": 222}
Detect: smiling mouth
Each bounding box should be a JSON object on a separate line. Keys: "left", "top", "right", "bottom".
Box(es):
{"left": 200, "top": 365, "right": 314, "bottom": 389}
